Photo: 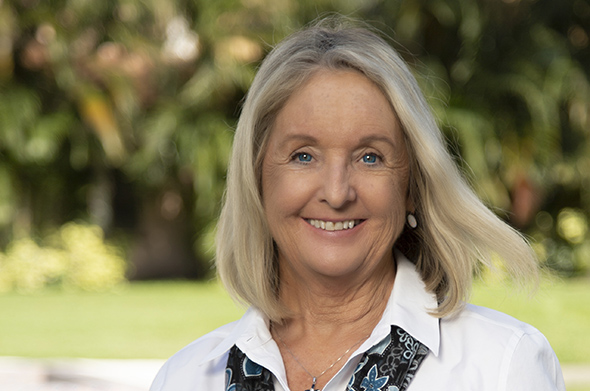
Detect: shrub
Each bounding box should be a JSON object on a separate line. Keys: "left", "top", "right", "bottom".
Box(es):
{"left": 0, "top": 223, "right": 127, "bottom": 293}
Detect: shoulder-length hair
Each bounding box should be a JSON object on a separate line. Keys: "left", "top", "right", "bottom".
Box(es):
{"left": 216, "top": 18, "right": 538, "bottom": 321}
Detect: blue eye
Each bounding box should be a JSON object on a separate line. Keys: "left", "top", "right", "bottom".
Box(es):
{"left": 362, "top": 153, "right": 378, "bottom": 164}
{"left": 296, "top": 153, "right": 312, "bottom": 162}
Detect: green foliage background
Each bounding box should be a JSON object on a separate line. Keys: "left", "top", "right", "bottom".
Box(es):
{"left": 0, "top": 0, "right": 589, "bottom": 285}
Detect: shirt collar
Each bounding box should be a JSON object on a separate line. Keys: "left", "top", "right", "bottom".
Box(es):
{"left": 377, "top": 250, "right": 440, "bottom": 356}
{"left": 200, "top": 249, "right": 440, "bottom": 365}
{"left": 200, "top": 306, "right": 273, "bottom": 365}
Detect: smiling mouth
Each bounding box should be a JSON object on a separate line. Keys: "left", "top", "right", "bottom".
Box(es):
{"left": 306, "top": 219, "right": 363, "bottom": 231}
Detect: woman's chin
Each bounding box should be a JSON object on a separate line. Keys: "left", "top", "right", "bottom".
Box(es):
{"left": 301, "top": 254, "right": 384, "bottom": 282}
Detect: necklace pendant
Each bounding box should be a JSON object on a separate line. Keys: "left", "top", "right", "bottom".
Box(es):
{"left": 305, "top": 377, "right": 320, "bottom": 391}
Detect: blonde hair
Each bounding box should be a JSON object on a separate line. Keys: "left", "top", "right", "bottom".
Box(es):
{"left": 216, "top": 18, "right": 538, "bottom": 321}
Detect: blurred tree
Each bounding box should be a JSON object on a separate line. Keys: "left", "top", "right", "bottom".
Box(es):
{"left": 0, "top": 0, "right": 588, "bottom": 281}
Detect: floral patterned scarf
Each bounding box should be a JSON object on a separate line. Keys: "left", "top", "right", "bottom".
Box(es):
{"left": 225, "top": 325, "right": 428, "bottom": 391}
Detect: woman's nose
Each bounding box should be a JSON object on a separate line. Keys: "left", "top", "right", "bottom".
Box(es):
{"left": 320, "top": 163, "right": 357, "bottom": 209}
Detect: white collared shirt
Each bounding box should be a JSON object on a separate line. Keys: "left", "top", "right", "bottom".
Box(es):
{"left": 150, "top": 253, "right": 565, "bottom": 391}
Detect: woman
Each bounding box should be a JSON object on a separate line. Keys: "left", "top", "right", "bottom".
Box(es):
{"left": 151, "top": 19, "right": 565, "bottom": 391}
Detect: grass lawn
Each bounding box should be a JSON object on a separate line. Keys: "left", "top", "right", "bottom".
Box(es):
{"left": 1, "top": 276, "right": 588, "bottom": 364}
{"left": 0, "top": 280, "right": 244, "bottom": 359}
{"left": 471, "top": 276, "right": 590, "bottom": 364}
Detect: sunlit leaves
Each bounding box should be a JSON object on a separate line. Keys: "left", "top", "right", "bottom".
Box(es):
{"left": 0, "top": 223, "right": 127, "bottom": 293}
{"left": 0, "top": 0, "right": 588, "bottom": 278}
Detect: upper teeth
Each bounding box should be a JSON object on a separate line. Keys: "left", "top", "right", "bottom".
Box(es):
{"left": 308, "top": 219, "right": 356, "bottom": 231}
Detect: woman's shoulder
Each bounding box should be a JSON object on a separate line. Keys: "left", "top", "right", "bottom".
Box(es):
{"left": 167, "top": 320, "right": 239, "bottom": 365}
{"left": 442, "top": 303, "right": 549, "bottom": 350}
{"left": 149, "top": 321, "right": 239, "bottom": 391}
{"left": 433, "top": 303, "right": 565, "bottom": 390}
{"left": 456, "top": 303, "right": 540, "bottom": 334}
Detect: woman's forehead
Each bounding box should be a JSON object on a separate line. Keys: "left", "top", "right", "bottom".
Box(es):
{"left": 269, "top": 69, "right": 403, "bottom": 143}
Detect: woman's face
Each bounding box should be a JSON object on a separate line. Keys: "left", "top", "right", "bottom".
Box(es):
{"left": 261, "top": 69, "right": 411, "bottom": 281}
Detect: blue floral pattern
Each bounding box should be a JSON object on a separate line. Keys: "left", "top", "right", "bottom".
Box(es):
{"left": 347, "top": 326, "right": 428, "bottom": 391}
{"left": 360, "top": 365, "right": 389, "bottom": 390}
{"left": 225, "top": 326, "right": 428, "bottom": 391}
{"left": 225, "top": 346, "right": 274, "bottom": 391}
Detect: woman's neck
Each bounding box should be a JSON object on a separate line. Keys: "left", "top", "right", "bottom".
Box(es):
{"left": 271, "top": 258, "right": 396, "bottom": 391}
{"left": 276, "top": 257, "right": 396, "bottom": 337}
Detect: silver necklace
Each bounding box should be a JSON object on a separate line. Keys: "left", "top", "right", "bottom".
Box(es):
{"left": 274, "top": 329, "right": 369, "bottom": 391}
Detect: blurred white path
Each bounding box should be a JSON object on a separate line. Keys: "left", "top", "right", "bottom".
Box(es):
{"left": 0, "top": 357, "right": 164, "bottom": 390}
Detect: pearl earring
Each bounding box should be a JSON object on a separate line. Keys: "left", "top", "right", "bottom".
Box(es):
{"left": 407, "top": 213, "right": 417, "bottom": 229}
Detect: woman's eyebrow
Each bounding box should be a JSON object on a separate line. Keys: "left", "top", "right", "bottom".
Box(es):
{"left": 277, "top": 134, "right": 318, "bottom": 149}
{"left": 358, "top": 134, "right": 397, "bottom": 147}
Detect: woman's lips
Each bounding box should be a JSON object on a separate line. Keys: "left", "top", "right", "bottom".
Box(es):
{"left": 306, "top": 219, "right": 364, "bottom": 231}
